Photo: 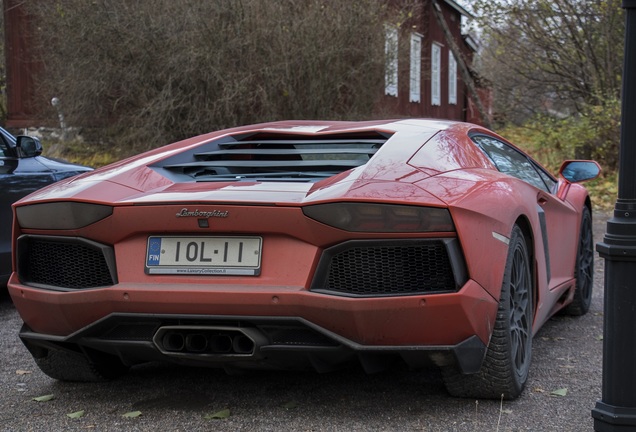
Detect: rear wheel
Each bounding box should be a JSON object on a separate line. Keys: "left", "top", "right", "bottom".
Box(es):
{"left": 564, "top": 207, "right": 593, "bottom": 316}
{"left": 443, "top": 225, "right": 533, "bottom": 399}
{"left": 33, "top": 347, "right": 128, "bottom": 382}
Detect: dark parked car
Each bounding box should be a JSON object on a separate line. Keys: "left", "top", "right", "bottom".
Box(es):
{"left": 0, "top": 126, "right": 92, "bottom": 286}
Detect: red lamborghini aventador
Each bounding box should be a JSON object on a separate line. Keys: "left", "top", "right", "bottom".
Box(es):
{"left": 8, "top": 119, "right": 600, "bottom": 399}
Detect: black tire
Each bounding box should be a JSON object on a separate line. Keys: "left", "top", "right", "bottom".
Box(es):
{"left": 443, "top": 225, "right": 533, "bottom": 400}
{"left": 33, "top": 347, "right": 128, "bottom": 382}
{"left": 564, "top": 207, "right": 593, "bottom": 316}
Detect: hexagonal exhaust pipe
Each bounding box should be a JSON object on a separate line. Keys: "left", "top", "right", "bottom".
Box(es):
{"left": 153, "top": 326, "right": 267, "bottom": 358}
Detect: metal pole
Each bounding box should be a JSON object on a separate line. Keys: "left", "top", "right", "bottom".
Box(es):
{"left": 592, "top": 1, "right": 636, "bottom": 430}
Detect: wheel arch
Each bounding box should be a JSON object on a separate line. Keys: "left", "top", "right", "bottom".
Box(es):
{"left": 585, "top": 195, "right": 592, "bottom": 214}
{"left": 513, "top": 215, "right": 538, "bottom": 326}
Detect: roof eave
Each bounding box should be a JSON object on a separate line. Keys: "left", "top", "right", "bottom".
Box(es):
{"left": 443, "top": 0, "right": 474, "bottom": 19}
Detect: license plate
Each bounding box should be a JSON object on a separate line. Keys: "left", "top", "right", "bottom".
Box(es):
{"left": 145, "top": 236, "right": 262, "bottom": 275}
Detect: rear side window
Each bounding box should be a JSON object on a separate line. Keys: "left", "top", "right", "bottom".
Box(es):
{"left": 472, "top": 135, "right": 554, "bottom": 192}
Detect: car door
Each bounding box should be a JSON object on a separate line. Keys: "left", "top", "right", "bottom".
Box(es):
{"left": 470, "top": 134, "right": 580, "bottom": 290}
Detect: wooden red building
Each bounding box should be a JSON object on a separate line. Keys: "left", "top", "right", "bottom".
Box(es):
{"left": 381, "top": 0, "right": 491, "bottom": 125}
{"left": 4, "top": 0, "right": 43, "bottom": 128}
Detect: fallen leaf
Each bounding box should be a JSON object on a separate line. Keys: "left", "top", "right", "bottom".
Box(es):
{"left": 205, "top": 408, "right": 230, "bottom": 420}
{"left": 67, "top": 410, "right": 85, "bottom": 419}
{"left": 122, "top": 411, "right": 142, "bottom": 418}
{"left": 33, "top": 394, "right": 55, "bottom": 402}
{"left": 16, "top": 370, "right": 32, "bottom": 375}
{"left": 551, "top": 388, "right": 568, "bottom": 397}
{"left": 282, "top": 401, "right": 298, "bottom": 410}
{"left": 533, "top": 388, "right": 545, "bottom": 393}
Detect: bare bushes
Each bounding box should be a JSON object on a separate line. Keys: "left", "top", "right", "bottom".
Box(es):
{"left": 28, "top": 1, "right": 394, "bottom": 153}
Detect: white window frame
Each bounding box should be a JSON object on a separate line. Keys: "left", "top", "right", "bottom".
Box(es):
{"left": 448, "top": 52, "right": 457, "bottom": 105}
{"left": 431, "top": 43, "right": 441, "bottom": 106}
{"left": 409, "top": 33, "right": 422, "bottom": 103}
{"left": 384, "top": 26, "right": 399, "bottom": 97}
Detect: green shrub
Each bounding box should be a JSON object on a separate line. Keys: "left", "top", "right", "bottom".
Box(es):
{"left": 28, "top": 0, "right": 401, "bottom": 153}
{"left": 496, "top": 100, "right": 620, "bottom": 211}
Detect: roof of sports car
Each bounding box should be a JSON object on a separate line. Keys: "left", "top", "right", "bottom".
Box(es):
{"left": 20, "top": 119, "right": 495, "bottom": 205}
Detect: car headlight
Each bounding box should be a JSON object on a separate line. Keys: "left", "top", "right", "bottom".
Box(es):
{"left": 16, "top": 202, "right": 113, "bottom": 229}
{"left": 302, "top": 203, "right": 454, "bottom": 232}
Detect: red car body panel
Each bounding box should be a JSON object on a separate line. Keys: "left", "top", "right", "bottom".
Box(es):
{"left": 9, "top": 276, "right": 496, "bottom": 347}
{"left": 8, "top": 119, "right": 596, "bottom": 383}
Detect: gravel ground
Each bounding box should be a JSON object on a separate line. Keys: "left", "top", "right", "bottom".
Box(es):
{"left": 0, "top": 211, "right": 609, "bottom": 432}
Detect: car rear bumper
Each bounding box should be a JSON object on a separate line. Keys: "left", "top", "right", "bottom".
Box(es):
{"left": 18, "top": 314, "right": 488, "bottom": 374}
{"left": 9, "top": 275, "right": 498, "bottom": 373}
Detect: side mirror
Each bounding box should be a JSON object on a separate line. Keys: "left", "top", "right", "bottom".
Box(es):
{"left": 558, "top": 160, "right": 601, "bottom": 183}
{"left": 16, "top": 136, "right": 43, "bottom": 158}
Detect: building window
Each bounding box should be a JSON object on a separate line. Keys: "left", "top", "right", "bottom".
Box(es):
{"left": 431, "top": 43, "right": 441, "bottom": 106}
{"left": 449, "top": 52, "right": 457, "bottom": 105}
{"left": 409, "top": 33, "right": 422, "bottom": 103}
{"left": 385, "top": 26, "right": 398, "bottom": 97}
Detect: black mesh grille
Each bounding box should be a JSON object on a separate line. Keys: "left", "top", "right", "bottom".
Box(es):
{"left": 19, "top": 237, "right": 115, "bottom": 289}
{"left": 155, "top": 131, "right": 391, "bottom": 182}
{"left": 313, "top": 241, "right": 456, "bottom": 296}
